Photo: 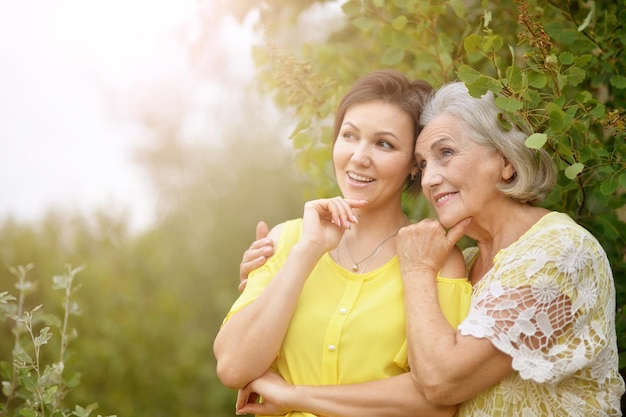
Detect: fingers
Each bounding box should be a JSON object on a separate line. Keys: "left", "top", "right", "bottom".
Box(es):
{"left": 239, "top": 250, "right": 271, "bottom": 285}
{"left": 239, "top": 223, "right": 275, "bottom": 285}
{"left": 445, "top": 217, "right": 472, "bottom": 246}
{"left": 255, "top": 221, "right": 270, "bottom": 240}
{"left": 236, "top": 387, "right": 259, "bottom": 415}
{"left": 309, "top": 197, "right": 368, "bottom": 229}
{"left": 239, "top": 251, "right": 271, "bottom": 283}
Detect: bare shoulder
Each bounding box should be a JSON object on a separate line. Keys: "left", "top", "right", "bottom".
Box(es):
{"left": 267, "top": 222, "right": 286, "bottom": 246}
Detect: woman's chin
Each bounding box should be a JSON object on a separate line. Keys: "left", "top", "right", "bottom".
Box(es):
{"left": 438, "top": 215, "right": 462, "bottom": 230}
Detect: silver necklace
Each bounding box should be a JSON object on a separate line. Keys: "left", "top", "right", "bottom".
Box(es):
{"left": 339, "top": 215, "right": 408, "bottom": 274}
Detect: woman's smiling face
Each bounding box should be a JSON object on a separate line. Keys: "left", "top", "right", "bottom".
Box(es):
{"left": 415, "top": 113, "right": 515, "bottom": 228}
{"left": 333, "top": 100, "right": 416, "bottom": 207}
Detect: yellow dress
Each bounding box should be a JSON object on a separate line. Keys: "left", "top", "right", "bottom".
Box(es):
{"left": 224, "top": 218, "right": 472, "bottom": 417}
{"left": 457, "top": 212, "right": 625, "bottom": 416}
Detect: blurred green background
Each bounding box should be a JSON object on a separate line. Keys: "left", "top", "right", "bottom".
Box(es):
{"left": 0, "top": 2, "right": 313, "bottom": 415}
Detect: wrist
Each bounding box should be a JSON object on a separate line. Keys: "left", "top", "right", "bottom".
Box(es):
{"left": 292, "top": 240, "right": 327, "bottom": 261}
{"left": 287, "top": 384, "right": 306, "bottom": 410}
{"left": 401, "top": 265, "right": 438, "bottom": 280}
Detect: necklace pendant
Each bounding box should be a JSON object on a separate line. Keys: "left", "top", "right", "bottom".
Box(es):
{"left": 352, "top": 264, "right": 359, "bottom": 272}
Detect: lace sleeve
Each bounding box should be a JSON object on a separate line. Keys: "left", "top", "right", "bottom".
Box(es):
{"left": 459, "top": 220, "right": 616, "bottom": 385}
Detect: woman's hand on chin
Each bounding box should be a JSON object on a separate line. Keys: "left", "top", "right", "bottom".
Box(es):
{"left": 397, "top": 217, "right": 471, "bottom": 277}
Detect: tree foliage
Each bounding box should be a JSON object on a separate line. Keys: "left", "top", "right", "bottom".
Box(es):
{"left": 224, "top": 0, "right": 626, "bottom": 386}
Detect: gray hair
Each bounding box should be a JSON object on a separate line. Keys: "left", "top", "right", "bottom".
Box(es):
{"left": 420, "top": 82, "right": 556, "bottom": 205}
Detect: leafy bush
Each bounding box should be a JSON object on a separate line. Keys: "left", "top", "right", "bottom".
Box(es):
{"left": 0, "top": 264, "right": 115, "bottom": 417}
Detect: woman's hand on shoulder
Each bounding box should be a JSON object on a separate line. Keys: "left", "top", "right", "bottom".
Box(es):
{"left": 239, "top": 221, "right": 275, "bottom": 292}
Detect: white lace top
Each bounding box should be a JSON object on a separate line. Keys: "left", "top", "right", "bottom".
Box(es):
{"left": 457, "top": 212, "right": 625, "bottom": 416}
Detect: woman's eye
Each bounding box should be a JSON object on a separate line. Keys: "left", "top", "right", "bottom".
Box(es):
{"left": 377, "top": 140, "right": 393, "bottom": 149}
{"left": 342, "top": 132, "right": 356, "bottom": 140}
{"left": 417, "top": 160, "right": 427, "bottom": 169}
{"left": 441, "top": 148, "right": 454, "bottom": 158}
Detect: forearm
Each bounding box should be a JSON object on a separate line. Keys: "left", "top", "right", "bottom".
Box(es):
{"left": 293, "top": 373, "right": 456, "bottom": 417}
{"left": 214, "top": 243, "right": 322, "bottom": 388}
{"left": 403, "top": 269, "right": 462, "bottom": 400}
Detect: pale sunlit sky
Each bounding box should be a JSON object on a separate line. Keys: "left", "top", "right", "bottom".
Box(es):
{"left": 0, "top": 0, "right": 255, "bottom": 231}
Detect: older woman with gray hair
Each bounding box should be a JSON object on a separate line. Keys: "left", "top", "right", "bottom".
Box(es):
{"left": 397, "top": 81, "right": 625, "bottom": 416}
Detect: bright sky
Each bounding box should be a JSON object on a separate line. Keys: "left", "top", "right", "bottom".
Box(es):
{"left": 0, "top": 0, "right": 227, "bottom": 231}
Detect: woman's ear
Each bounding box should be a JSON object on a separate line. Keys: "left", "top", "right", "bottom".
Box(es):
{"left": 501, "top": 155, "right": 516, "bottom": 182}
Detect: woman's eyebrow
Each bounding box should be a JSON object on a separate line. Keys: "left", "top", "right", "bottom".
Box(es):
{"left": 415, "top": 137, "right": 452, "bottom": 157}
{"left": 342, "top": 121, "right": 401, "bottom": 141}
{"left": 341, "top": 121, "right": 359, "bottom": 131}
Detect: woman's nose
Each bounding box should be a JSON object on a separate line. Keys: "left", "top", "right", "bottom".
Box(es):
{"left": 351, "top": 142, "right": 371, "bottom": 165}
{"left": 420, "top": 164, "right": 442, "bottom": 188}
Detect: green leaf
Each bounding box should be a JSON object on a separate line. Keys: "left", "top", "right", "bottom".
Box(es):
{"left": 523, "top": 89, "right": 542, "bottom": 107}
{"left": 573, "top": 54, "right": 592, "bottom": 66}
{"left": 43, "top": 385, "right": 58, "bottom": 402}
{"left": 449, "top": 0, "right": 467, "bottom": 18}
{"left": 465, "top": 77, "right": 490, "bottom": 97}
{"left": 16, "top": 351, "right": 33, "bottom": 364}
{"left": 620, "top": 172, "right": 626, "bottom": 189}
{"left": 317, "top": 100, "right": 332, "bottom": 119}
{"left": 600, "top": 177, "right": 619, "bottom": 195}
{"left": 486, "top": 79, "right": 503, "bottom": 95}
{"left": 35, "top": 327, "right": 52, "bottom": 347}
{"left": 482, "top": 34, "right": 503, "bottom": 53}
{"left": 525, "top": 133, "right": 547, "bottom": 149}
{"left": 505, "top": 65, "right": 523, "bottom": 90}
{"left": 463, "top": 34, "right": 482, "bottom": 54}
{"left": 549, "top": 109, "right": 565, "bottom": 132}
{"left": 559, "top": 51, "right": 575, "bottom": 65}
{"left": 392, "top": 15, "right": 408, "bottom": 30}
{"left": 564, "top": 163, "right": 584, "bottom": 179}
{"left": 610, "top": 75, "right": 626, "bottom": 89}
{"left": 590, "top": 103, "right": 606, "bottom": 119}
{"left": 497, "top": 113, "right": 512, "bottom": 131}
{"left": 594, "top": 148, "right": 610, "bottom": 157}
{"left": 566, "top": 66, "right": 586, "bottom": 86}
{"left": 545, "top": 23, "right": 579, "bottom": 45}
{"left": 574, "top": 90, "right": 592, "bottom": 104}
{"left": 0, "top": 291, "right": 16, "bottom": 304}
{"left": 341, "top": 0, "right": 362, "bottom": 16}
{"left": 19, "top": 410, "right": 37, "bottom": 417}
{"left": 456, "top": 65, "right": 482, "bottom": 83}
{"left": 553, "top": 96, "right": 566, "bottom": 107}
{"left": 352, "top": 17, "right": 375, "bottom": 31}
{"left": 381, "top": 47, "right": 404, "bottom": 65}
{"left": 292, "top": 132, "right": 309, "bottom": 149}
{"left": 495, "top": 96, "right": 523, "bottom": 112}
{"left": 19, "top": 371, "right": 37, "bottom": 391}
{"left": 579, "top": 146, "right": 593, "bottom": 163}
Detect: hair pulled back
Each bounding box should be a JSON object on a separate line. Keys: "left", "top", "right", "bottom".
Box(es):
{"left": 333, "top": 70, "right": 433, "bottom": 195}
{"left": 420, "top": 82, "right": 556, "bottom": 204}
